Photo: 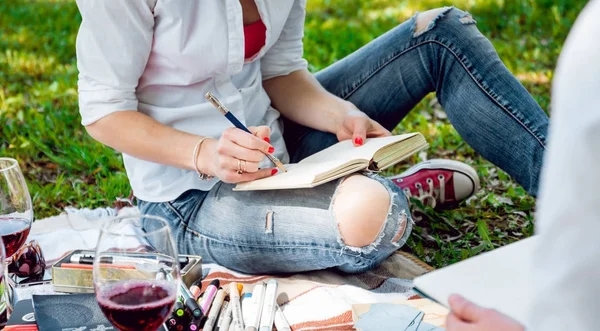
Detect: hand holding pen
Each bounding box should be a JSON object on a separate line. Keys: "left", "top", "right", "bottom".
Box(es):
{"left": 203, "top": 92, "right": 287, "bottom": 184}
{"left": 195, "top": 93, "right": 285, "bottom": 184}
{"left": 202, "top": 126, "right": 281, "bottom": 184}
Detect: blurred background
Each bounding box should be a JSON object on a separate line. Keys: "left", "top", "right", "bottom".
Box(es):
{"left": 0, "top": 0, "right": 589, "bottom": 267}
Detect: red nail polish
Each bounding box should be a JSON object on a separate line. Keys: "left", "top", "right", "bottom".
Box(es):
{"left": 263, "top": 137, "right": 271, "bottom": 143}
{"left": 354, "top": 137, "right": 363, "bottom": 146}
{"left": 268, "top": 146, "right": 275, "bottom": 154}
{"left": 271, "top": 169, "right": 278, "bottom": 176}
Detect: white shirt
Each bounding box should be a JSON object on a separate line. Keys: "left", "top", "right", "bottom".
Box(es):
{"left": 529, "top": 1, "right": 600, "bottom": 329}
{"left": 75, "top": 0, "right": 308, "bottom": 202}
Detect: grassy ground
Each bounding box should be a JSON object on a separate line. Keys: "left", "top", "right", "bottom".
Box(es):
{"left": 0, "top": 0, "right": 588, "bottom": 268}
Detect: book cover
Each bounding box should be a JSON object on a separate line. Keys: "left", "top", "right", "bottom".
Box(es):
{"left": 5, "top": 299, "right": 37, "bottom": 331}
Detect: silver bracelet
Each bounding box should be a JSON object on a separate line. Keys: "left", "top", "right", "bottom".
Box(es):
{"left": 192, "top": 137, "right": 214, "bottom": 180}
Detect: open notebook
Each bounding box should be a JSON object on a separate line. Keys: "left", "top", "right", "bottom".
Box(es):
{"left": 413, "top": 236, "right": 539, "bottom": 328}
{"left": 234, "top": 133, "right": 428, "bottom": 191}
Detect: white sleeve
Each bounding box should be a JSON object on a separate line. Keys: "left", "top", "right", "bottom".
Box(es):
{"left": 261, "top": 0, "right": 309, "bottom": 80}
{"left": 75, "top": 0, "right": 155, "bottom": 125}
{"left": 529, "top": 1, "right": 600, "bottom": 330}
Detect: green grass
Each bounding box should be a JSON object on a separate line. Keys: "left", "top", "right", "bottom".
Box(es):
{"left": 0, "top": 0, "right": 588, "bottom": 268}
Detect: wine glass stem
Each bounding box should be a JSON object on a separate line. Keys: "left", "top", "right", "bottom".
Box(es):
{"left": 4, "top": 261, "right": 14, "bottom": 314}
{"left": 0, "top": 261, "right": 12, "bottom": 328}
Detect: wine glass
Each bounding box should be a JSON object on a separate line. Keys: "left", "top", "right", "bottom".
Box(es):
{"left": 0, "top": 158, "right": 33, "bottom": 260}
{"left": 0, "top": 158, "right": 33, "bottom": 317}
{"left": 93, "top": 215, "right": 180, "bottom": 331}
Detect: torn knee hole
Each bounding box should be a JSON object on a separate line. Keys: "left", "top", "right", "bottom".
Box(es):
{"left": 332, "top": 175, "right": 390, "bottom": 248}
{"left": 459, "top": 12, "right": 477, "bottom": 25}
{"left": 412, "top": 7, "right": 476, "bottom": 38}
{"left": 413, "top": 7, "right": 453, "bottom": 38}
{"left": 336, "top": 217, "right": 385, "bottom": 248}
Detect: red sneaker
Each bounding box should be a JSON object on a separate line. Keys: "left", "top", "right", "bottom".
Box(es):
{"left": 388, "top": 160, "right": 480, "bottom": 210}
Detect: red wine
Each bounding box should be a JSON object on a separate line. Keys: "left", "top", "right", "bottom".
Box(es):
{"left": 97, "top": 280, "right": 176, "bottom": 331}
{"left": 0, "top": 218, "right": 31, "bottom": 258}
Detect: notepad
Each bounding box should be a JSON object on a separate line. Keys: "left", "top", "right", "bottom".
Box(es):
{"left": 413, "top": 236, "right": 539, "bottom": 328}
{"left": 234, "top": 133, "right": 428, "bottom": 191}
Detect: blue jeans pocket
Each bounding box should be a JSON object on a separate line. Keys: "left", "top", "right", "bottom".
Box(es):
{"left": 164, "top": 190, "right": 207, "bottom": 225}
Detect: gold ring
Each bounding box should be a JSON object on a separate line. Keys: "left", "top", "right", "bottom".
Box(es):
{"left": 237, "top": 159, "right": 243, "bottom": 175}
{"left": 242, "top": 160, "right": 247, "bottom": 173}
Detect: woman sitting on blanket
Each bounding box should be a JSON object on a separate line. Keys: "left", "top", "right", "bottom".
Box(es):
{"left": 74, "top": 1, "right": 548, "bottom": 274}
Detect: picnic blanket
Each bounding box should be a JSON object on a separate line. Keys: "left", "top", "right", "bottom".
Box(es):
{"left": 30, "top": 207, "right": 438, "bottom": 330}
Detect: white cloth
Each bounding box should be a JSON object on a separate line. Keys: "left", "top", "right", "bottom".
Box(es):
{"left": 75, "top": 0, "right": 308, "bottom": 202}
{"left": 30, "top": 207, "right": 141, "bottom": 263}
{"left": 529, "top": 1, "right": 600, "bottom": 329}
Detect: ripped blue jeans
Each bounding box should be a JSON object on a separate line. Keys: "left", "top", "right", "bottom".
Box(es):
{"left": 139, "top": 174, "right": 411, "bottom": 274}
{"left": 139, "top": 7, "right": 549, "bottom": 274}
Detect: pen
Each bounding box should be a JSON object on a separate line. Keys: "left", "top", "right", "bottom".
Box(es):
{"left": 205, "top": 92, "right": 287, "bottom": 173}
{"left": 199, "top": 279, "right": 220, "bottom": 314}
{"left": 181, "top": 283, "right": 203, "bottom": 320}
{"left": 219, "top": 301, "right": 233, "bottom": 331}
{"left": 258, "top": 279, "right": 278, "bottom": 331}
{"left": 165, "top": 269, "right": 203, "bottom": 320}
{"left": 215, "top": 298, "right": 230, "bottom": 331}
{"left": 190, "top": 280, "right": 203, "bottom": 300}
{"left": 203, "top": 288, "right": 226, "bottom": 331}
{"left": 70, "top": 254, "right": 190, "bottom": 266}
{"left": 60, "top": 263, "right": 135, "bottom": 270}
{"left": 274, "top": 303, "right": 291, "bottom": 331}
{"left": 173, "top": 299, "right": 186, "bottom": 318}
{"left": 245, "top": 282, "right": 265, "bottom": 331}
{"left": 167, "top": 317, "right": 178, "bottom": 328}
{"left": 241, "top": 292, "right": 253, "bottom": 328}
{"left": 70, "top": 254, "right": 157, "bottom": 265}
{"left": 229, "top": 282, "right": 245, "bottom": 330}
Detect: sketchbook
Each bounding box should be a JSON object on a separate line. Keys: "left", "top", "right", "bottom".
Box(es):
{"left": 234, "top": 133, "right": 428, "bottom": 191}
{"left": 413, "top": 236, "right": 539, "bottom": 328}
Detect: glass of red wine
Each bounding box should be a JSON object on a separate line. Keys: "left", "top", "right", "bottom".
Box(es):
{"left": 93, "top": 215, "right": 180, "bottom": 331}
{"left": 0, "top": 158, "right": 33, "bottom": 319}
{"left": 0, "top": 158, "right": 33, "bottom": 260}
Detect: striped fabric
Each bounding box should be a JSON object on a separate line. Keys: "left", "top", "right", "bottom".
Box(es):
{"left": 200, "top": 251, "right": 432, "bottom": 331}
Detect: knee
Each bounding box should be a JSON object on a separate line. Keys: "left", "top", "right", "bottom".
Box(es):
{"left": 332, "top": 175, "right": 390, "bottom": 248}
{"left": 412, "top": 7, "right": 478, "bottom": 38}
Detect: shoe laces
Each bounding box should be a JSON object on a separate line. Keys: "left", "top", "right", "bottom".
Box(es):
{"left": 399, "top": 174, "right": 446, "bottom": 214}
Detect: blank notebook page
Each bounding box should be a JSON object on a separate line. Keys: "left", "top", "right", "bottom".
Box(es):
{"left": 413, "top": 236, "right": 539, "bottom": 328}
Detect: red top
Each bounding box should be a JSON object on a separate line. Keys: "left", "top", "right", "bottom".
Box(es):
{"left": 244, "top": 19, "right": 266, "bottom": 59}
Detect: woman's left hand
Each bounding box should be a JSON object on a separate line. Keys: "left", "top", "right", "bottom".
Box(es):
{"left": 335, "top": 101, "right": 391, "bottom": 146}
{"left": 446, "top": 294, "right": 525, "bottom": 331}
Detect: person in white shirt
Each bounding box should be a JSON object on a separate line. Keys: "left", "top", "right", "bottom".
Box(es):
{"left": 446, "top": 1, "right": 600, "bottom": 329}
{"left": 75, "top": 1, "right": 549, "bottom": 274}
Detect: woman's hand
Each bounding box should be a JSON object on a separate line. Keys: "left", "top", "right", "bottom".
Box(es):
{"left": 446, "top": 294, "right": 525, "bottom": 331}
{"left": 335, "top": 101, "right": 391, "bottom": 146}
{"left": 200, "top": 126, "right": 278, "bottom": 184}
